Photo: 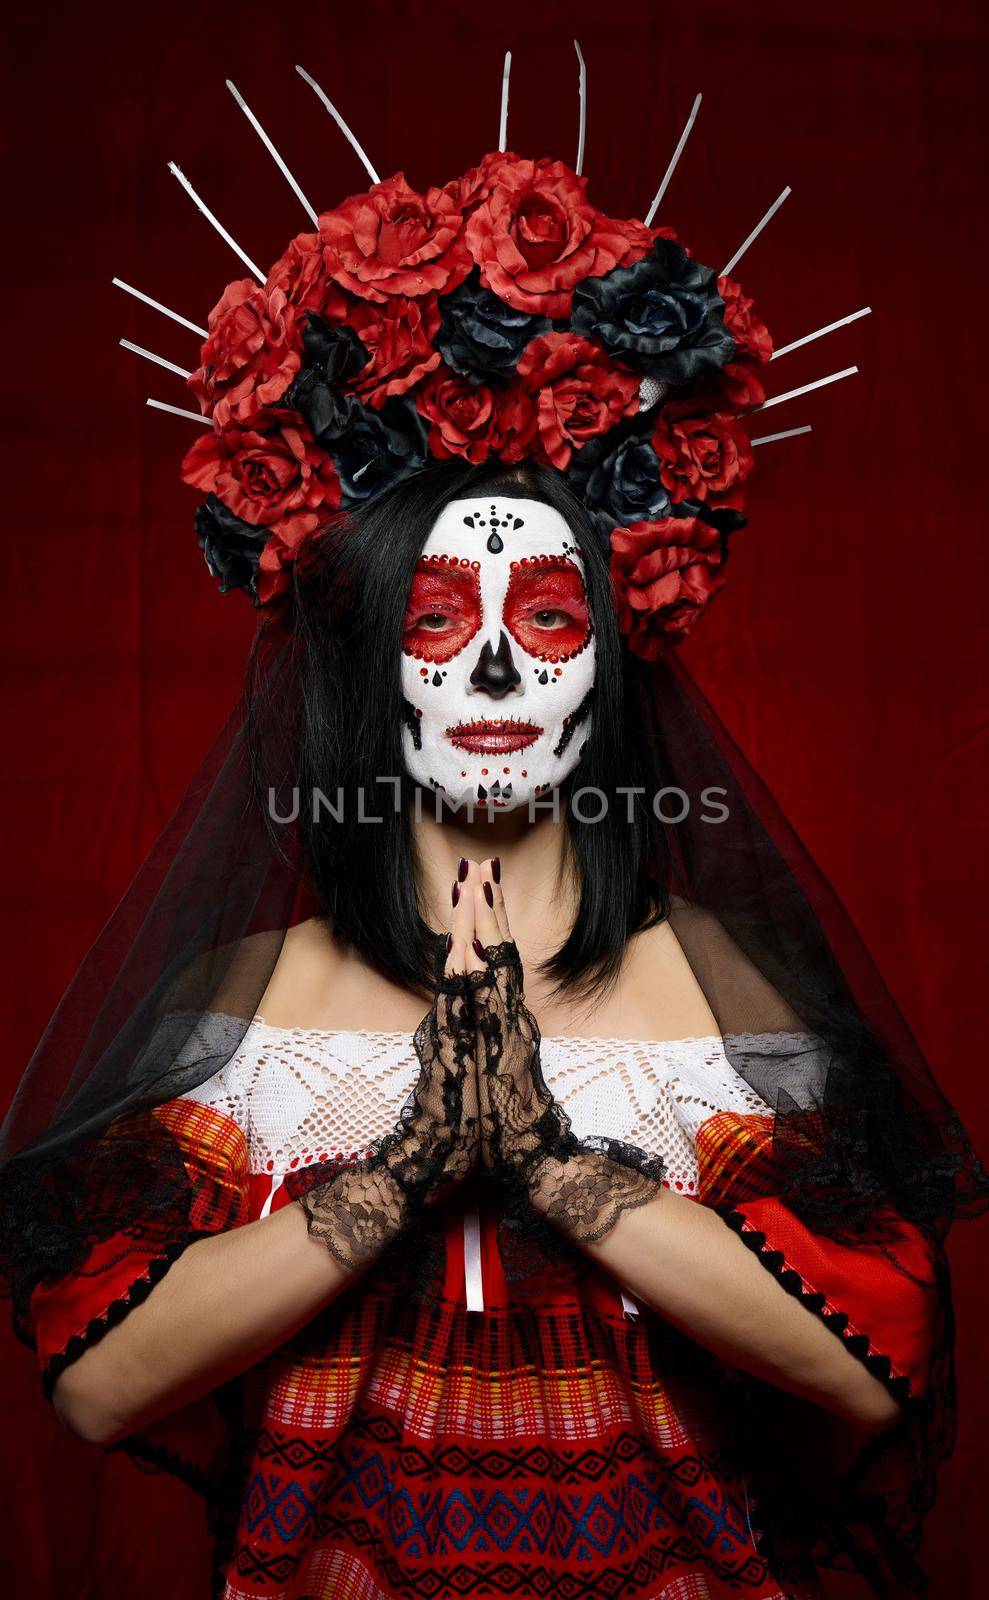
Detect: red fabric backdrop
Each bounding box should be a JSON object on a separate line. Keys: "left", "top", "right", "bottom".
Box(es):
{"left": 3, "top": 0, "right": 986, "bottom": 1592}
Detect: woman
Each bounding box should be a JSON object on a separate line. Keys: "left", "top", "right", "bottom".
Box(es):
{"left": 1, "top": 134, "right": 983, "bottom": 1600}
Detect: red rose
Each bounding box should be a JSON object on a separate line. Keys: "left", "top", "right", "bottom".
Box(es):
{"left": 495, "top": 382, "right": 541, "bottom": 464}
{"left": 652, "top": 412, "right": 753, "bottom": 505}
{"left": 415, "top": 369, "right": 537, "bottom": 465}
{"left": 340, "top": 294, "right": 442, "bottom": 407}
{"left": 517, "top": 332, "right": 639, "bottom": 469}
{"left": 441, "top": 152, "right": 521, "bottom": 216}
{"left": 718, "top": 363, "right": 767, "bottom": 408}
{"left": 182, "top": 414, "right": 340, "bottom": 541}
{"left": 610, "top": 517, "right": 728, "bottom": 658}
{"left": 319, "top": 173, "right": 470, "bottom": 302}
{"left": 465, "top": 158, "right": 651, "bottom": 318}
{"left": 189, "top": 282, "right": 303, "bottom": 428}
{"left": 718, "top": 275, "right": 773, "bottom": 366}
{"left": 265, "top": 232, "right": 348, "bottom": 318}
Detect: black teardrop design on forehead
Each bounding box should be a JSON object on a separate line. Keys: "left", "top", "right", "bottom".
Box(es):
{"left": 462, "top": 503, "right": 525, "bottom": 555}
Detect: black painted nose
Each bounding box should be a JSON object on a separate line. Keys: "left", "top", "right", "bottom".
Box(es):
{"left": 469, "top": 630, "right": 522, "bottom": 699}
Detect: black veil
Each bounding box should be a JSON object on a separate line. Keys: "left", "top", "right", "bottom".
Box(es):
{"left": 0, "top": 605, "right": 984, "bottom": 1597}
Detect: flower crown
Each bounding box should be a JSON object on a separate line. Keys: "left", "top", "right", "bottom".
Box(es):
{"left": 118, "top": 55, "right": 866, "bottom": 659}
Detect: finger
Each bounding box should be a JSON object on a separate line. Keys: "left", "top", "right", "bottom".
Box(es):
{"left": 473, "top": 875, "right": 502, "bottom": 949}
{"left": 445, "top": 935, "right": 469, "bottom": 977}
{"left": 450, "top": 857, "right": 479, "bottom": 951}
{"left": 457, "top": 863, "right": 487, "bottom": 973}
{"left": 479, "top": 857, "right": 511, "bottom": 941}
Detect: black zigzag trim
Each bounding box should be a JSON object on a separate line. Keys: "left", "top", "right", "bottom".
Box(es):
{"left": 722, "top": 1210, "right": 913, "bottom": 1405}
{"left": 41, "top": 1234, "right": 200, "bottom": 1399}
{"left": 109, "top": 1431, "right": 214, "bottom": 1502}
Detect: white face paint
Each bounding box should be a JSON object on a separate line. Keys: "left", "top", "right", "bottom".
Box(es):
{"left": 400, "top": 496, "right": 596, "bottom": 810}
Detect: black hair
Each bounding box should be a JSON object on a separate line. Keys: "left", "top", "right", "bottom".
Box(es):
{"left": 267, "top": 458, "right": 669, "bottom": 997}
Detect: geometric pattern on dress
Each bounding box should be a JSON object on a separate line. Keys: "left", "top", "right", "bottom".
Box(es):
{"left": 229, "top": 1409, "right": 774, "bottom": 1597}
{"left": 242, "top": 1468, "right": 321, "bottom": 1545}
{"left": 238, "top": 1414, "right": 771, "bottom": 1587}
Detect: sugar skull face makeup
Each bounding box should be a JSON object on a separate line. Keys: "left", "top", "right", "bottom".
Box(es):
{"left": 400, "top": 497, "right": 596, "bottom": 810}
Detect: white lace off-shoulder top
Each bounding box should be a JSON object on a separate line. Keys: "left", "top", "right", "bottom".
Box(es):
{"left": 181, "top": 1019, "right": 778, "bottom": 1315}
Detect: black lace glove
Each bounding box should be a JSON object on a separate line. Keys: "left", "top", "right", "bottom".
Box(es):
{"left": 472, "top": 940, "right": 666, "bottom": 1245}
{"left": 297, "top": 969, "right": 479, "bottom": 1272}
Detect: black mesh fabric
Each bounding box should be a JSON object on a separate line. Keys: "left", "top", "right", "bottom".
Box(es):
{"left": 0, "top": 621, "right": 984, "bottom": 1598}
{"left": 0, "top": 623, "right": 304, "bottom": 1344}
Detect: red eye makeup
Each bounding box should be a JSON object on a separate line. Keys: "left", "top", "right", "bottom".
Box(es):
{"left": 503, "top": 558, "right": 592, "bottom": 662}
{"left": 402, "top": 561, "right": 482, "bottom": 663}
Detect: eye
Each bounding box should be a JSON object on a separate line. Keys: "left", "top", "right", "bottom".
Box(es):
{"left": 529, "top": 608, "right": 573, "bottom": 630}
{"left": 403, "top": 566, "right": 483, "bottom": 662}
{"left": 415, "top": 610, "right": 456, "bottom": 632}
{"left": 504, "top": 561, "right": 591, "bottom": 659}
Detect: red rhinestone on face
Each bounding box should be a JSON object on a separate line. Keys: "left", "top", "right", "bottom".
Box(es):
{"left": 404, "top": 561, "right": 482, "bottom": 663}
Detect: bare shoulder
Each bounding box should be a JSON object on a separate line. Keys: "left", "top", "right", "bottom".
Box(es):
{"left": 535, "top": 916, "right": 721, "bottom": 1041}
{"left": 666, "top": 897, "right": 805, "bottom": 1032}
{"left": 256, "top": 917, "right": 428, "bottom": 1032}
{"left": 166, "top": 928, "right": 287, "bottom": 1018}
{"left": 618, "top": 917, "right": 722, "bottom": 1039}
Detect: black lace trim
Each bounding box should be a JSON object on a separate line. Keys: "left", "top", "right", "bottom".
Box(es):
{"left": 109, "top": 1431, "right": 215, "bottom": 1501}
{"left": 40, "top": 1234, "right": 199, "bottom": 1400}
{"left": 722, "top": 1209, "right": 913, "bottom": 1405}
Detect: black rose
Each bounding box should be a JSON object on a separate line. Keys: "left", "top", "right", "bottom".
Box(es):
{"left": 569, "top": 422, "right": 671, "bottom": 528}
{"left": 676, "top": 497, "right": 747, "bottom": 535}
{"left": 571, "top": 238, "right": 734, "bottom": 386}
{"left": 435, "top": 268, "right": 552, "bottom": 383}
{"left": 282, "top": 367, "right": 358, "bottom": 448}
{"left": 328, "top": 396, "right": 429, "bottom": 504}
{"left": 194, "top": 494, "right": 272, "bottom": 604}
{"left": 280, "top": 312, "right": 370, "bottom": 446}
{"left": 301, "top": 311, "right": 369, "bottom": 384}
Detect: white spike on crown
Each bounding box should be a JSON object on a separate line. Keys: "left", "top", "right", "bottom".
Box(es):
{"left": 573, "top": 39, "right": 587, "bottom": 176}
{"left": 227, "top": 79, "right": 319, "bottom": 225}
{"left": 296, "top": 64, "right": 381, "bottom": 184}
{"left": 499, "top": 51, "right": 512, "bottom": 152}
{"left": 167, "top": 162, "right": 264, "bottom": 279}
{"left": 644, "top": 93, "right": 702, "bottom": 227}
{"left": 721, "top": 186, "right": 791, "bottom": 278}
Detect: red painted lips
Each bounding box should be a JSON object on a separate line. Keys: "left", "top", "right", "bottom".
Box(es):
{"left": 446, "top": 718, "right": 543, "bottom": 754}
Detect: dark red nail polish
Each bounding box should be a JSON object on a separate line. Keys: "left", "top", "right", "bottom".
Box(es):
{"left": 452, "top": 882, "right": 460, "bottom": 907}
{"left": 458, "top": 856, "right": 469, "bottom": 882}
{"left": 491, "top": 857, "right": 501, "bottom": 883}
{"left": 483, "top": 881, "right": 494, "bottom": 907}
{"left": 472, "top": 939, "right": 485, "bottom": 960}
{"left": 446, "top": 932, "right": 453, "bottom": 953}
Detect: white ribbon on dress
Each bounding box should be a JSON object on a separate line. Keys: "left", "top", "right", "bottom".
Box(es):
{"left": 463, "top": 1208, "right": 484, "bottom": 1312}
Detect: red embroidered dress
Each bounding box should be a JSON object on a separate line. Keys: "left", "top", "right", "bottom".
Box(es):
{"left": 30, "top": 1021, "right": 937, "bottom": 1600}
